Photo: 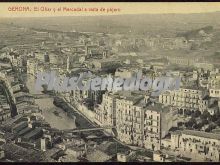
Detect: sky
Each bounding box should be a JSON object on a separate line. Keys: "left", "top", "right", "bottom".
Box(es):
{"left": 1, "top": 2, "right": 220, "bottom": 17}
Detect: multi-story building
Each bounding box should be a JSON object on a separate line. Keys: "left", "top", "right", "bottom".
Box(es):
{"left": 158, "top": 91, "right": 173, "bottom": 106}
{"left": 95, "top": 92, "right": 119, "bottom": 127}
{"left": 27, "top": 58, "right": 38, "bottom": 76}
{"left": 208, "top": 73, "right": 220, "bottom": 98}
{"left": 209, "top": 88, "right": 220, "bottom": 98}
{"left": 89, "top": 58, "right": 121, "bottom": 71}
{"left": 0, "top": 103, "right": 11, "bottom": 123}
{"left": 0, "top": 72, "right": 17, "bottom": 117}
{"left": 194, "top": 62, "right": 214, "bottom": 71}
{"left": 95, "top": 91, "right": 177, "bottom": 150}
{"left": 115, "top": 67, "right": 139, "bottom": 79}
{"left": 0, "top": 85, "right": 11, "bottom": 123}
{"left": 159, "top": 87, "right": 208, "bottom": 113}
{"left": 34, "top": 52, "right": 45, "bottom": 63}
{"left": 142, "top": 102, "right": 177, "bottom": 150}
{"left": 171, "top": 87, "right": 205, "bottom": 110}
{"left": 171, "top": 130, "right": 220, "bottom": 162}
{"left": 115, "top": 92, "right": 144, "bottom": 147}
{"left": 208, "top": 73, "right": 220, "bottom": 88}
{"left": 166, "top": 56, "right": 199, "bottom": 67}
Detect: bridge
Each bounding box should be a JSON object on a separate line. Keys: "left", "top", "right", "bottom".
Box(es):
{"left": 50, "top": 126, "right": 115, "bottom": 134}
{"left": 65, "top": 125, "right": 115, "bottom": 133}
{"left": 32, "top": 93, "right": 55, "bottom": 99}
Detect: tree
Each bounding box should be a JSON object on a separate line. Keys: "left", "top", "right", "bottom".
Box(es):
{"left": 200, "top": 110, "right": 211, "bottom": 120}
{"left": 192, "top": 110, "right": 201, "bottom": 118}
{"left": 179, "top": 109, "right": 183, "bottom": 115}
{"left": 210, "top": 123, "right": 217, "bottom": 129}
{"left": 178, "top": 122, "right": 183, "bottom": 127}
{"left": 186, "top": 117, "right": 197, "bottom": 128}
{"left": 205, "top": 127, "right": 211, "bottom": 132}
{"left": 211, "top": 114, "right": 218, "bottom": 122}
{"left": 216, "top": 119, "right": 220, "bottom": 127}
{"left": 201, "top": 119, "right": 209, "bottom": 125}
{"left": 185, "top": 109, "right": 192, "bottom": 116}
{"left": 205, "top": 124, "right": 216, "bottom": 132}
{"left": 194, "top": 122, "right": 204, "bottom": 130}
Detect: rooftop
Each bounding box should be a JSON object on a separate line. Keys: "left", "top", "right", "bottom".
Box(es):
{"left": 22, "top": 128, "right": 42, "bottom": 140}
{"left": 86, "top": 149, "right": 112, "bottom": 162}
{"left": 144, "top": 102, "right": 170, "bottom": 113}
{"left": 181, "top": 130, "right": 220, "bottom": 140}
{"left": 117, "top": 91, "right": 145, "bottom": 104}
{"left": 1, "top": 143, "right": 45, "bottom": 162}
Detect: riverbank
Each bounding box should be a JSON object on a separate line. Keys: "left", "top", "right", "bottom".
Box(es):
{"left": 25, "top": 74, "right": 76, "bottom": 130}
{"left": 53, "top": 97, "right": 94, "bottom": 129}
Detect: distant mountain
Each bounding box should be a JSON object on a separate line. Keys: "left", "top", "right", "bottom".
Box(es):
{"left": 176, "top": 26, "right": 214, "bottom": 40}
{"left": 2, "top": 12, "right": 220, "bottom": 35}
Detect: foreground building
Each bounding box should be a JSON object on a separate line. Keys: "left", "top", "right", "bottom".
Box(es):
{"left": 95, "top": 91, "right": 177, "bottom": 151}
{"left": 171, "top": 130, "right": 220, "bottom": 162}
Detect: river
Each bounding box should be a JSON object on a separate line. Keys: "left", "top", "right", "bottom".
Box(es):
{"left": 25, "top": 74, "right": 76, "bottom": 130}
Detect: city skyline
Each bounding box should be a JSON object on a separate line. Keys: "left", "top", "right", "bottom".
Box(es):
{"left": 0, "top": 2, "right": 220, "bottom": 163}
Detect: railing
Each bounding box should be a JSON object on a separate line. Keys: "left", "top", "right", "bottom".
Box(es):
{"left": 32, "top": 93, "right": 55, "bottom": 99}
{"left": 50, "top": 125, "right": 116, "bottom": 133}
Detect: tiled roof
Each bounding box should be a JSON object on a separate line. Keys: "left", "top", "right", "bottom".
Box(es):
{"left": 182, "top": 130, "right": 220, "bottom": 140}
{"left": 86, "top": 149, "right": 112, "bottom": 162}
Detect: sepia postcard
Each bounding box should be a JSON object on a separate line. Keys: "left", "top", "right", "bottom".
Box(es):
{"left": 0, "top": 2, "right": 220, "bottom": 163}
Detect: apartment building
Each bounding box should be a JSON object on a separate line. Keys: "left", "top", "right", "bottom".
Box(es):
{"left": 159, "top": 87, "right": 208, "bottom": 113}
{"left": 115, "top": 67, "right": 139, "bottom": 79}
{"left": 210, "top": 89, "right": 220, "bottom": 98}
{"left": 208, "top": 73, "right": 220, "bottom": 98}
{"left": 143, "top": 103, "right": 177, "bottom": 150}
{"left": 112, "top": 92, "right": 176, "bottom": 151}
{"left": 208, "top": 73, "right": 220, "bottom": 88}
{"left": 166, "top": 56, "right": 198, "bottom": 67}
{"left": 115, "top": 93, "right": 144, "bottom": 147}
{"left": 27, "top": 58, "right": 38, "bottom": 76}
{"left": 94, "top": 92, "right": 119, "bottom": 127}
{"left": 171, "top": 130, "right": 220, "bottom": 162}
